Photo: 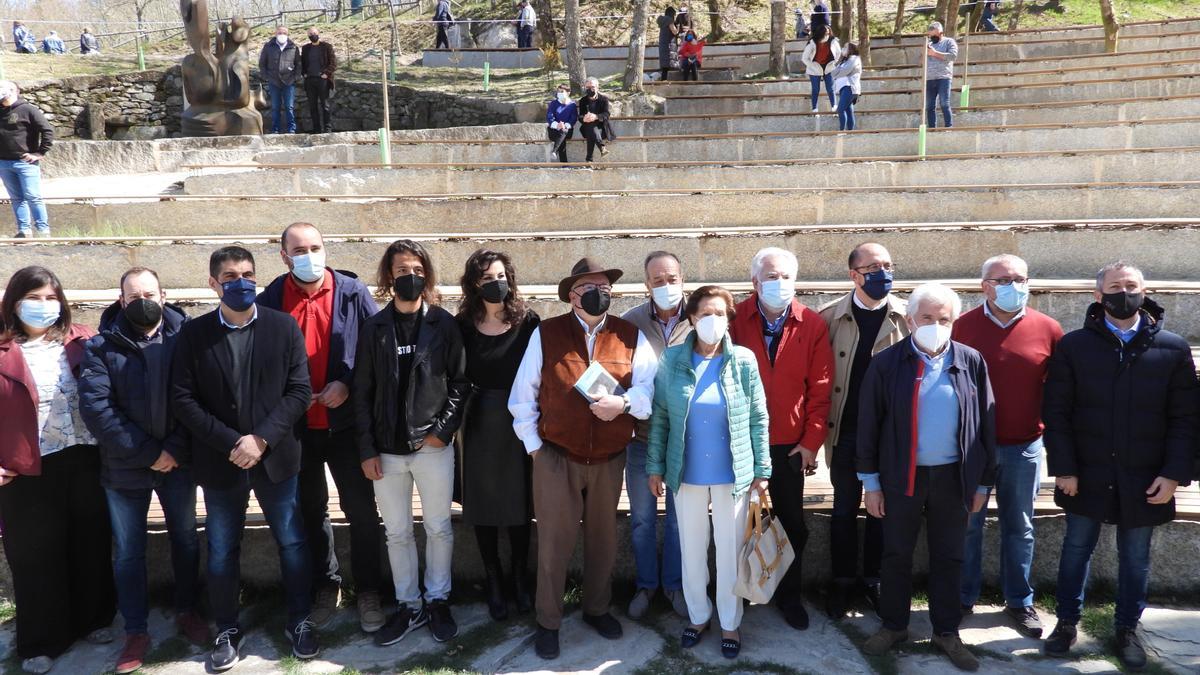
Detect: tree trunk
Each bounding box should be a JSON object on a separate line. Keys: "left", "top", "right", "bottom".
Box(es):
{"left": 943, "top": 0, "right": 961, "bottom": 36}
{"left": 564, "top": 0, "right": 586, "bottom": 93}
{"left": 935, "top": 0, "right": 950, "bottom": 24}
{"left": 857, "top": 0, "right": 870, "bottom": 64}
{"left": 1008, "top": 0, "right": 1025, "bottom": 31}
{"left": 622, "top": 0, "right": 651, "bottom": 91}
{"left": 830, "top": 0, "right": 842, "bottom": 39}
{"left": 1099, "top": 0, "right": 1120, "bottom": 53}
{"left": 533, "top": 0, "right": 557, "bottom": 47}
{"left": 893, "top": 0, "right": 907, "bottom": 41}
{"left": 839, "top": 0, "right": 854, "bottom": 43}
{"left": 706, "top": 0, "right": 725, "bottom": 41}
{"left": 968, "top": 0, "right": 985, "bottom": 33}
{"left": 768, "top": 0, "right": 787, "bottom": 76}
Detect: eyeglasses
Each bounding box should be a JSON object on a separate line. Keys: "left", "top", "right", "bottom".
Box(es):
{"left": 983, "top": 277, "right": 1029, "bottom": 286}
{"left": 572, "top": 283, "right": 612, "bottom": 295}
{"left": 852, "top": 262, "right": 896, "bottom": 274}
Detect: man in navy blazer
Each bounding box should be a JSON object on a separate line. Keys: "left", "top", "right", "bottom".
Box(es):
{"left": 171, "top": 246, "right": 318, "bottom": 672}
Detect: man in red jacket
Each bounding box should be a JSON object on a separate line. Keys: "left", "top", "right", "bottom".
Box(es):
{"left": 730, "top": 247, "right": 834, "bottom": 630}
{"left": 953, "top": 254, "right": 1062, "bottom": 640}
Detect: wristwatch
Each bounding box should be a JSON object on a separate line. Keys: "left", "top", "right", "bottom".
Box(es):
{"left": 621, "top": 394, "right": 632, "bottom": 414}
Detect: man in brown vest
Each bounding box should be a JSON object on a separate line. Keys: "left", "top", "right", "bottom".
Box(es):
{"left": 508, "top": 258, "right": 660, "bottom": 660}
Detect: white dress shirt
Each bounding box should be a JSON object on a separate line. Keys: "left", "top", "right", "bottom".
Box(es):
{"left": 508, "top": 313, "right": 659, "bottom": 454}
{"left": 983, "top": 299, "right": 1024, "bottom": 329}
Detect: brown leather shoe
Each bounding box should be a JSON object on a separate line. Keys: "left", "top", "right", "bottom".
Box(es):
{"left": 932, "top": 633, "right": 980, "bottom": 672}
{"left": 357, "top": 591, "right": 386, "bottom": 633}
{"left": 176, "top": 611, "right": 213, "bottom": 646}
{"left": 863, "top": 627, "right": 908, "bottom": 655}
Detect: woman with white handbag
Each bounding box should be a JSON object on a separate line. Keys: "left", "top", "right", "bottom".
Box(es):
{"left": 646, "top": 285, "right": 771, "bottom": 659}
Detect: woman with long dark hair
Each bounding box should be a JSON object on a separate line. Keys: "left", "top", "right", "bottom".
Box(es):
{"left": 456, "top": 249, "right": 540, "bottom": 621}
{"left": 801, "top": 23, "right": 841, "bottom": 113}
{"left": 830, "top": 42, "right": 862, "bottom": 131}
{"left": 0, "top": 266, "right": 116, "bottom": 674}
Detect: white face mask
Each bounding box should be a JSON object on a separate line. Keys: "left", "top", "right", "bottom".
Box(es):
{"left": 289, "top": 250, "right": 326, "bottom": 284}
{"left": 913, "top": 323, "right": 952, "bottom": 354}
{"left": 276, "top": 34, "right": 288, "bottom": 45}
{"left": 695, "top": 314, "right": 728, "bottom": 345}
{"left": 651, "top": 283, "right": 683, "bottom": 311}
{"left": 758, "top": 278, "right": 795, "bottom": 312}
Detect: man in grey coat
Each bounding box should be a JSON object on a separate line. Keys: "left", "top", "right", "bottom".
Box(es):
{"left": 924, "top": 22, "right": 958, "bottom": 128}
{"left": 259, "top": 26, "right": 303, "bottom": 134}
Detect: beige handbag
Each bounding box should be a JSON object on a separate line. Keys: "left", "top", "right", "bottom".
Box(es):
{"left": 733, "top": 492, "right": 795, "bottom": 604}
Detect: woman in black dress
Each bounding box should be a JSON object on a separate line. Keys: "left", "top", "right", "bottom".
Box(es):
{"left": 456, "top": 249, "right": 540, "bottom": 621}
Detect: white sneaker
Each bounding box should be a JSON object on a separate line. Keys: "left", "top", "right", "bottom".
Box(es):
{"left": 811, "top": 107, "right": 819, "bottom": 114}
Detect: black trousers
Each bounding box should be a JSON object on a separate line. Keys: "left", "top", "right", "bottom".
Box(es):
{"left": 767, "top": 443, "right": 809, "bottom": 609}
{"left": 547, "top": 127, "right": 572, "bottom": 163}
{"left": 298, "top": 427, "right": 384, "bottom": 593}
{"left": 879, "top": 463, "right": 968, "bottom": 635}
{"left": 304, "top": 77, "right": 332, "bottom": 133}
{"left": 0, "top": 445, "right": 115, "bottom": 658}
{"left": 681, "top": 58, "right": 700, "bottom": 81}
{"left": 580, "top": 123, "right": 605, "bottom": 161}
{"left": 435, "top": 24, "right": 450, "bottom": 49}
{"left": 829, "top": 442, "right": 882, "bottom": 582}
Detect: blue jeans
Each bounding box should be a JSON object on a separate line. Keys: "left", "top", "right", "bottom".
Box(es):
{"left": 0, "top": 159, "right": 49, "bottom": 234}
{"left": 625, "top": 441, "right": 682, "bottom": 592}
{"left": 204, "top": 471, "right": 311, "bottom": 631}
{"left": 267, "top": 82, "right": 297, "bottom": 134}
{"left": 809, "top": 74, "right": 834, "bottom": 110}
{"left": 106, "top": 470, "right": 201, "bottom": 634}
{"left": 1055, "top": 512, "right": 1154, "bottom": 629}
{"left": 925, "top": 78, "right": 953, "bottom": 128}
{"left": 836, "top": 86, "right": 856, "bottom": 131}
{"left": 961, "top": 439, "right": 1042, "bottom": 608}
{"left": 981, "top": 16, "right": 998, "bottom": 32}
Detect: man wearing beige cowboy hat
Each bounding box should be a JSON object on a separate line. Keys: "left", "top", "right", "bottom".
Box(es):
{"left": 508, "top": 258, "right": 660, "bottom": 660}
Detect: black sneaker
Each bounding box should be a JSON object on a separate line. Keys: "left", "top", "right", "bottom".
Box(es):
{"left": 582, "top": 612, "right": 623, "bottom": 639}
{"left": 210, "top": 628, "right": 244, "bottom": 672}
{"left": 373, "top": 604, "right": 429, "bottom": 647}
{"left": 1043, "top": 621, "right": 1077, "bottom": 656}
{"left": 285, "top": 617, "right": 319, "bottom": 660}
{"left": 863, "top": 581, "right": 881, "bottom": 615}
{"left": 13, "top": 231, "right": 27, "bottom": 239}
{"left": 534, "top": 625, "right": 559, "bottom": 660}
{"left": 826, "top": 581, "right": 852, "bottom": 620}
{"left": 1004, "top": 605, "right": 1044, "bottom": 639}
{"left": 1115, "top": 627, "right": 1148, "bottom": 671}
{"left": 783, "top": 602, "right": 810, "bottom": 630}
{"left": 427, "top": 600, "right": 458, "bottom": 642}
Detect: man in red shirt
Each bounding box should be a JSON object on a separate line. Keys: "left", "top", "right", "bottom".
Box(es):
{"left": 257, "top": 222, "right": 385, "bottom": 634}
{"left": 729, "top": 247, "right": 834, "bottom": 630}
{"left": 952, "top": 254, "right": 1063, "bottom": 638}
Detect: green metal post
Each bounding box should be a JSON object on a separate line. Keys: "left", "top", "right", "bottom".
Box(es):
{"left": 483, "top": 61, "right": 491, "bottom": 91}
{"left": 389, "top": 51, "right": 397, "bottom": 80}
{"left": 379, "top": 127, "right": 391, "bottom": 165}
{"left": 137, "top": 42, "right": 146, "bottom": 72}
{"left": 960, "top": 83, "right": 970, "bottom": 109}
{"left": 918, "top": 124, "right": 927, "bottom": 159}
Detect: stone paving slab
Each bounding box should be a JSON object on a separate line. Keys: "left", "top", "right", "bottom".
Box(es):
{"left": 1140, "top": 607, "right": 1200, "bottom": 674}
{"left": 487, "top": 612, "right": 663, "bottom": 674}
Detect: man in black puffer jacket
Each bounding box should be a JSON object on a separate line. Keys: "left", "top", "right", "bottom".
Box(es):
{"left": 79, "top": 267, "right": 210, "bottom": 674}
{"left": 1042, "top": 260, "right": 1198, "bottom": 671}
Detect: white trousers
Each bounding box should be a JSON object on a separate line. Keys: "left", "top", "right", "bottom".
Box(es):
{"left": 674, "top": 482, "right": 748, "bottom": 631}
{"left": 375, "top": 445, "right": 455, "bottom": 609}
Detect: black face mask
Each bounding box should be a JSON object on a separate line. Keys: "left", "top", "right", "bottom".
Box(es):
{"left": 309, "top": 35, "right": 320, "bottom": 43}
{"left": 929, "top": 35, "right": 941, "bottom": 43}
{"left": 1101, "top": 291, "right": 1144, "bottom": 321}
{"left": 480, "top": 279, "right": 509, "bottom": 304}
{"left": 393, "top": 274, "right": 426, "bottom": 302}
{"left": 123, "top": 298, "right": 163, "bottom": 329}
{"left": 579, "top": 288, "right": 611, "bottom": 317}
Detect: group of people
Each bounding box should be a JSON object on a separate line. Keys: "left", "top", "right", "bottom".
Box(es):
{"left": 1, "top": 226, "right": 1195, "bottom": 674}
{"left": 257, "top": 26, "right": 338, "bottom": 135}
{"left": 656, "top": 6, "right": 701, "bottom": 82}
{"left": 10, "top": 22, "right": 95, "bottom": 55}
{"left": 544, "top": 77, "right": 615, "bottom": 163}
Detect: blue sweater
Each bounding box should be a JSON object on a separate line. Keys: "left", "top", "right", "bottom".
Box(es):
{"left": 546, "top": 100, "right": 578, "bottom": 129}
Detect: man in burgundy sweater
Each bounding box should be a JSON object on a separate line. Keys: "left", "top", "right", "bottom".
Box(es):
{"left": 952, "top": 254, "right": 1063, "bottom": 638}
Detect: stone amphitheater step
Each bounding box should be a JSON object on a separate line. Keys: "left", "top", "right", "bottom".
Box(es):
{"left": 614, "top": 93, "right": 1200, "bottom": 136}
{"left": 864, "top": 44, "right": 1200, "bottom": 76}
{"left": 234, "top": 118, "right": 1200, "bottom": 166}
{"left": 47, "top": 281, "right": 1200, "bottom": 344}
{"left": 661, "top": 71, "right": 1200, "bottom": 115}
{"left": 646, "top": 56, "right": 1200, "bottom": 96}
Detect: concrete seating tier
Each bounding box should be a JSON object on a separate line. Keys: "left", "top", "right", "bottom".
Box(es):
{"left": 224, "top": 118, "right": 1200, "bottom": 166}
{"left": 862, "top": 44, "right": 1200, "bottom": 76}
{"left": 661, "top": 71, "right": 1200, "bottom": 115}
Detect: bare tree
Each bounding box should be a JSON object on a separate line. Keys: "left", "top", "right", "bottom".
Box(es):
{"left": 968, "top": 0, "right": 985, "bottom": 33}
{"left": 533, "top": 0, "right": 557, "bottom": 47}
{"left": 1007, "top": 0, "right": 1025, "bottom": 30}
{"left": 943, "top": 0, "right": 961, "bottom": 36}
{"left": 893, "top": 0, "right": 907, "bottom": 41}
{"left": 839, "top": 0, "right": 853, "bottom": 43}
{"left": 564, "top": 0, "right": 585, "bottom": 93}
{"left": 622, "top": 0, "right": 651, "bottom": 91}
{"left": 1099, "top": 0, "right": 1120, "bottom": 52}
{"left": 935, "top": 0, "right": 950, "bottom": 24}
{"left": 857, "top": 0, "right": 869, "bottom": 64}
{"left": 705, "top": 0, "right": 724, "bottom": 41}
{"left": 768, "top": 0, "right": 786, "bottom": 76}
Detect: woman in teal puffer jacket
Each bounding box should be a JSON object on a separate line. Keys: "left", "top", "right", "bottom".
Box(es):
{"left": 647, "top": 285, "right": 771, "bottom": 659}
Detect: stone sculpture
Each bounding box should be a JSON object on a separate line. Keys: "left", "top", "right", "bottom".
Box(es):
{"left": 179, "top": 0, "right": 262, "bottom": 136}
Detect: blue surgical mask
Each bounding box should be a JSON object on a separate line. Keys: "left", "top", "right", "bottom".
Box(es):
{"left": 993, "top": 282, "right": 1029, "bottom": 313}
{"left": 220, "top": 278, "right": 257, "bottom": 312}
{"left": 651, "top": 283, "right": 684, "bottom": 311}
{"left": 17, "top": 299, "right": 60, "bottom": 329}
{"left": 759, "top": 279, "right": 795, "bottom": 312}
{"left": 861, "top": 268, "right": 893, "bottom": 301}
{"left": 290, "top": 250, "right": 326, "bottom": 284}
